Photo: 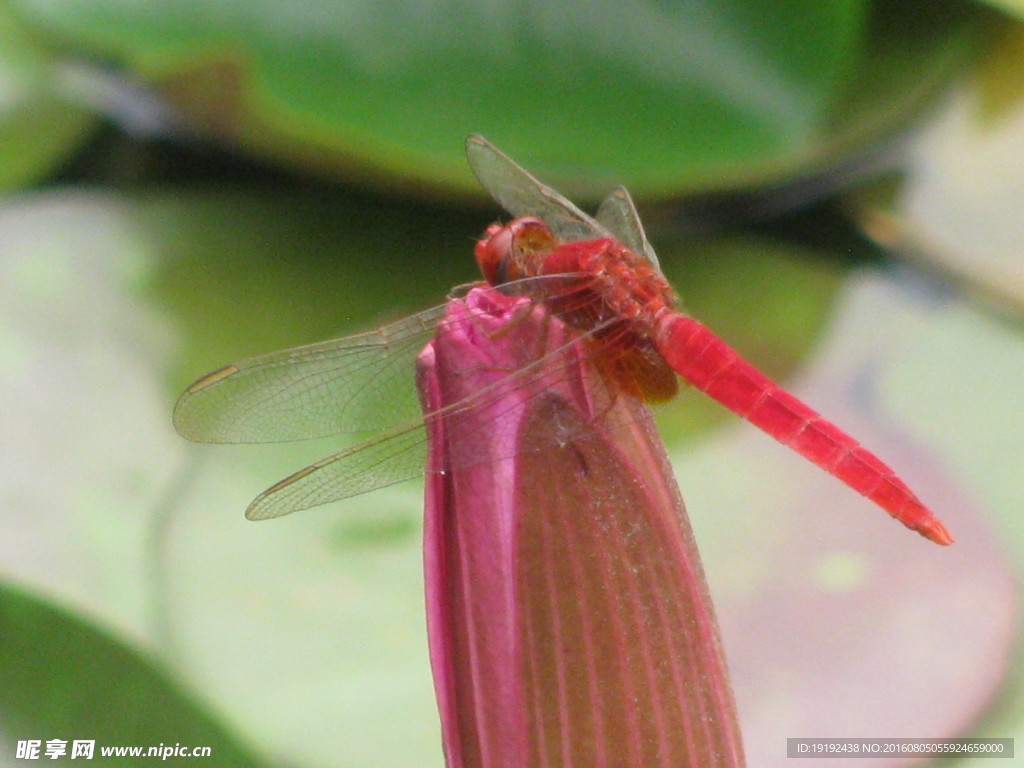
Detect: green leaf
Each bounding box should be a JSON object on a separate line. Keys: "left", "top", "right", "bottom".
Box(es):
{"left": 0, "top": 6, "right": 97, "bottom": 190}
{"left": 9, "top": 0, "right": 980, "bottom": 196}
{"left": 0, "top": 584, "right": 264, "bottom": 766}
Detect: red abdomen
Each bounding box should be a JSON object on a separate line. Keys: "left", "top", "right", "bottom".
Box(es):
{"left": 655, "top": 315, "right": 952, "bottom": 545}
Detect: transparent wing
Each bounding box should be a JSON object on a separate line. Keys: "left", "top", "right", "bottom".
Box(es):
{"left": 466, "top": 134, "right": 613, "bottom": 244}
{"left": 467, "top": 135, "right": 660, "bottom": 270}
{"left": 244, "top": 308, "right": 630, "bottom": 520}
{"left": 173, "top": 304, "right": 448, "bottom": 443}
{"left": 595, "top": 187, "right": 660, "bottom": 270}
{"left": 246, "top": 419, "right": 429, "bottom": 519}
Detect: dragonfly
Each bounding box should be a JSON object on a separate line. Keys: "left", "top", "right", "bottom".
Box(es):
{"left": 174, "top": 135, "right": 951, "bottom": 545}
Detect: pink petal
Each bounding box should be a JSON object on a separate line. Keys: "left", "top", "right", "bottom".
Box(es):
{"left": 419, "top": 287, "right": 744, "bottom": 768}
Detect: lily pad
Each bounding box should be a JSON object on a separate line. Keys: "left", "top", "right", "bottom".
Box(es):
{"left": 0, "top": 6, "right": 96, "bottom": 191}
{"left": 9, "top": 0, "right": 981, "bottom": 197}
{"left": 0, "top": 585, "right": 265, "bottom": 767}
{"left": 678, "top": 272, "right": 1017, "bottom": 766}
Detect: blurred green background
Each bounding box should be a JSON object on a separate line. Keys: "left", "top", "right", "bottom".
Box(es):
{"left": 0, "top": 0, "right": 1022, "bottom": 766}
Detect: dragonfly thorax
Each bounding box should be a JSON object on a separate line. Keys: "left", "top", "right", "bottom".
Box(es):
{"left": 475, "top": 216, "right": 679, "bottom": 336}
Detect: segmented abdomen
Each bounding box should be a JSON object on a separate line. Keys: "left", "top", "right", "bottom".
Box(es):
{"left": 655, "top": 314, "right": 951, "bottom": 545}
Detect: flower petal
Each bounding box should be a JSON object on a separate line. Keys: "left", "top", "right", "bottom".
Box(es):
{"left": 516, "top": 392, "right": 743, "bottom": 767}
{"left": 419, "top": 287, "right": 744, "bottom": 768}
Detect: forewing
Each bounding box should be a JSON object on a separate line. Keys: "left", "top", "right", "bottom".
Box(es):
{"left": 243, "top": 309, "right": 629, "bottom": 518}
{"left": 173, "top": 305, "right": 447, "bottom": 443}
{"left": 467, "top": 134, "right": 611, "bottom": 244}
{"left": 595, "top": 187, "right": 661, "bottom": 270}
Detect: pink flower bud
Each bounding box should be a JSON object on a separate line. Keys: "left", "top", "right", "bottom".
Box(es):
{"left": 418, "top": 286, "right": 745, "bottom": 768}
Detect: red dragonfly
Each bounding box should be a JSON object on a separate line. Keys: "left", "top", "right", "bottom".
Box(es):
{"left": 175, "top": 135, "right": 951, "bottom": 545}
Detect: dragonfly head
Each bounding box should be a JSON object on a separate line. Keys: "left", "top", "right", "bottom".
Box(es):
{"left": 475, "top": 217, "right": 559, "bottom": 286}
